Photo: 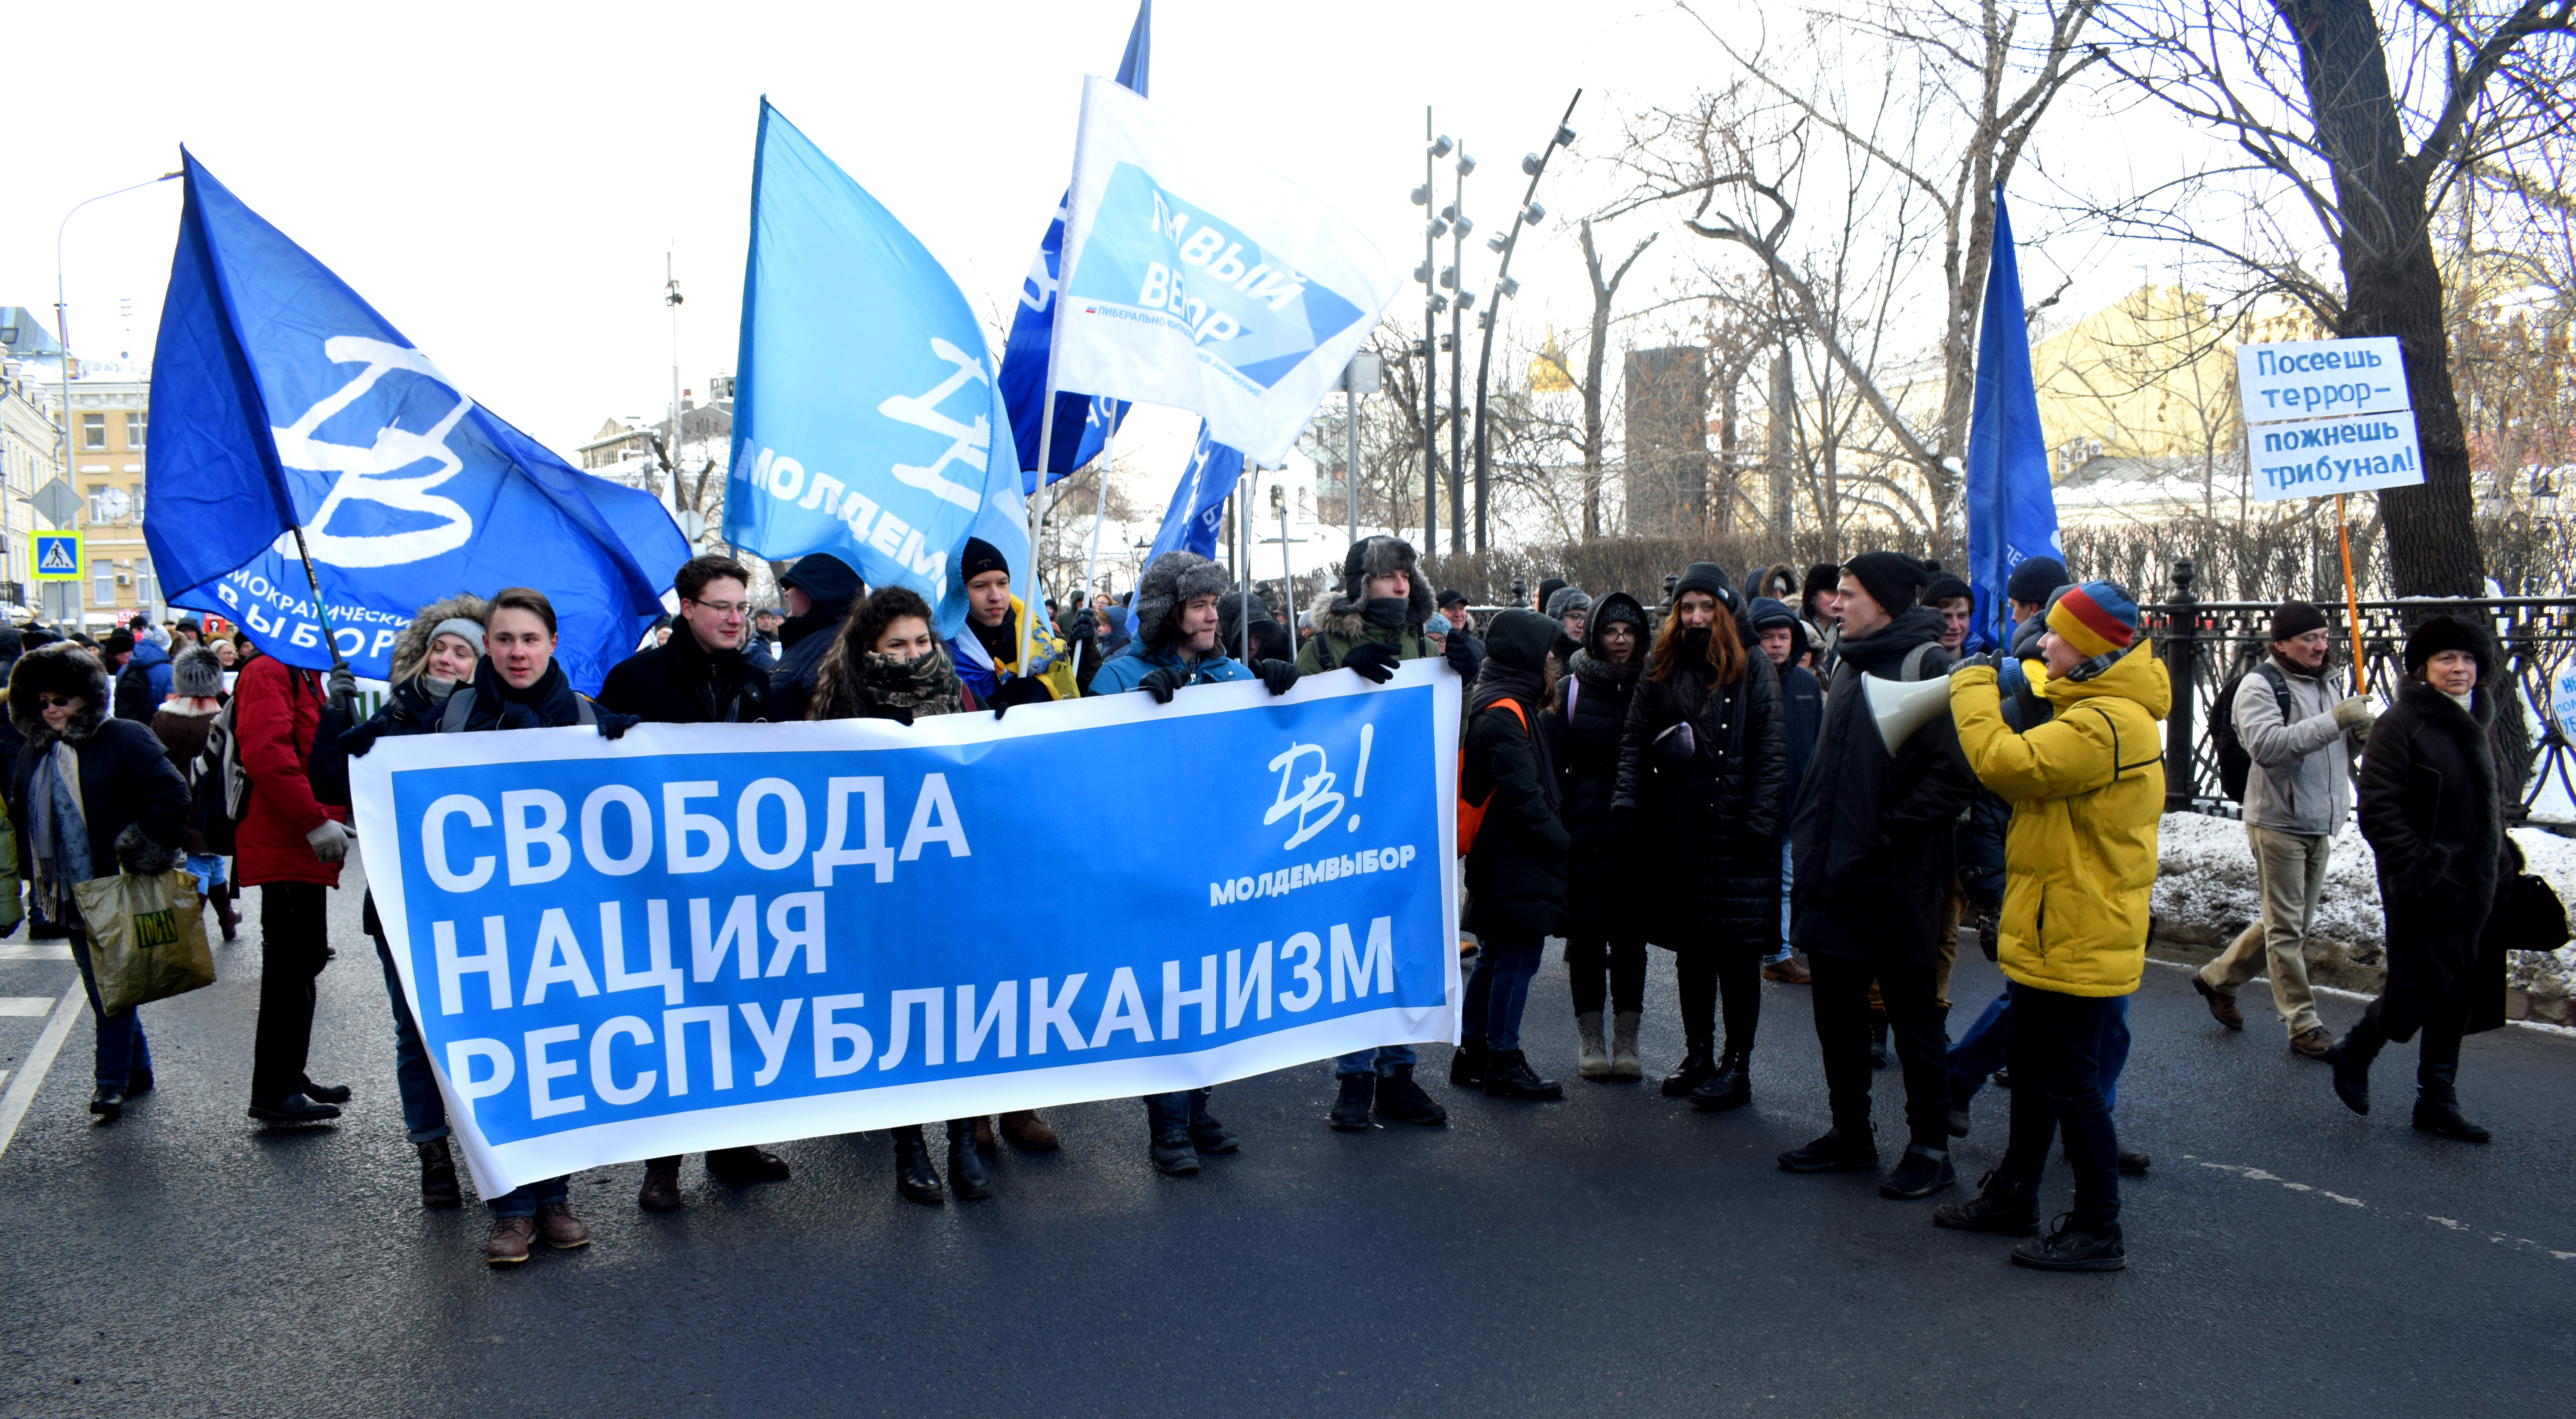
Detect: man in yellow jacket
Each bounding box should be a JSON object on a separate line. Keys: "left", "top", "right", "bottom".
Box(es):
{"left": 1932, "top": 580, "right": 2166, "bottom": 1273}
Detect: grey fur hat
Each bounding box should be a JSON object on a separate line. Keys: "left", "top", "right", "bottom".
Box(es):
{"left": 171, "top": 645, "right": 225, "bottom": 698}
{"left": 1327, "top": 535, "right": 1436, "bottom": 629}
{"left": 1544, "top": 586, "right": 1593, "bottom": 621}
{"left": 391, "top": 594, "right": 489, "bottom": 684}
{"left": 1134, "top": 551, "right": 1234, "bottom": 648}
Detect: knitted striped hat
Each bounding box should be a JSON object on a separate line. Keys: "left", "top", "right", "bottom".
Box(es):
{"left": 2046, "top": 580, "right": 2139, "bottom": 659}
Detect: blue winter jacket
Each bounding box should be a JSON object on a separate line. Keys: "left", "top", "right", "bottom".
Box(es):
{"left": 1085, "top": 640, "right": 1255, "bottom": 696}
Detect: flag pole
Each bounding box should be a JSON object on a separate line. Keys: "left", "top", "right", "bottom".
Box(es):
{"left": 1077, "top": 408, "right": 1117, "bottom": 677}
{"left": 286, "top": 526, "right": 350, "bottom": 675}
{"left": 2335, "top": 493, "right": 2366, "bottom": 696}
{"left": 1024, "top": 82, "right": 1094, "bottom": 675}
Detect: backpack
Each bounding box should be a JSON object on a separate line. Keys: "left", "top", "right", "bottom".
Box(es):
{"left": 197, "top": 697, "right": 250, "bottom": 856}
{"left": 1456, "top": 699, "right": 1531, "bottom": 856}
{"left": 2212, "top": 663, "right": 2293, "bottom": 804}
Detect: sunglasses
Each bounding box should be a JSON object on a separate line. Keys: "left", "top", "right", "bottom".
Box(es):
{"left": 36, "top": 693, "right": 78, "bottom": 709}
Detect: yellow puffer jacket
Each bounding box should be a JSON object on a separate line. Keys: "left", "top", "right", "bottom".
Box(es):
{"left": 1948, "top": 643, "right": 2169, "bottom": 997}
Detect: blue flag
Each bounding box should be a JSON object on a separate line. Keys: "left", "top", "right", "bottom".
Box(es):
{"left": 1148, "top": 421, "right": 1243, "bottom": 565}
{"left": 724, "top": 100, "right": 1032, "bottom": 638}
{"left": 1962, "top": 186, "right": 2062, "bottom": 651}
{"left": 996, "top": 0, "right": 1150, "bottom": 487}
{"left": 146, "top": 151, "right": 684, "bottom": 691}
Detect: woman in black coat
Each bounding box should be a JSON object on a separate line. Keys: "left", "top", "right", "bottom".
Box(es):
{"left": 2328, "top": 615, "right": 2515, "bottom": 1141}
{"left": 1612, "top": 562, "right": 1788, "bottom": 1111}
{"left": 1454, "top": 609, "right": 1573, "bottom": 1102}
{"left": 8, "top": 643, "right": 189, "bottom": 1121}
{"left": 1544, "top": 591, "right": 1651, "bottom": 1080}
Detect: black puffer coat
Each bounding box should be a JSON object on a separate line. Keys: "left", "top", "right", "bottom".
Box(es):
{"left": 1612, "top": 633, "right": 1789, "bottom": 953}
{"left": 1463, "top": 611, "right": 1570, "bottom": 940}
{"left": 2356, "top": 679, "right": 2512, "bottom": 1038}
{"left": 1789, "top": 606, "right": 1977, "bottom": 965}
{"left": 1543, "top": 593, "right": 1649, "bottom": 939}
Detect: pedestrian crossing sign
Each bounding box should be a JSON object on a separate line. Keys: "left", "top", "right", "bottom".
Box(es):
{"left": 31, "top": 531, "right": 82, "bottom": 582}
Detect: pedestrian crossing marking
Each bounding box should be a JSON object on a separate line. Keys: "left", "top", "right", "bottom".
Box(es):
{"left": 0, "top": 944, "right": 73, "bottom": 961}
{"left": 0, "top": 998, "right": 53, "bottom": 1016}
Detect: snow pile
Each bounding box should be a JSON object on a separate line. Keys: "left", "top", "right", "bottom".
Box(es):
{"left": 2153, "top": 811, "right": 2576, "bottom": 1010}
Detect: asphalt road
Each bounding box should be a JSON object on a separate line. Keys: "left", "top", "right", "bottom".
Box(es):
{"left": 2, "top": 864, "right": 2569, "bottom": 1418}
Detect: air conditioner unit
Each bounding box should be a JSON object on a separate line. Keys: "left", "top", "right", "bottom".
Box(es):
{"left": 115, "top": 573, "right": 132, "bottom": 586}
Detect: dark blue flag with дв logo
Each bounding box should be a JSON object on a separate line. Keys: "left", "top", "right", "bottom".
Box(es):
{"left": 146, "top": 151, "right": 684, "bottom": 691}
{"left": 1962, "top": 185, "right": 2062, "bottom": 652}
{"left": 997, "top": 0, "right": 1150, "bottom": 488}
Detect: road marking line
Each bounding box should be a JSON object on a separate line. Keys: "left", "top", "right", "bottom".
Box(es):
{"left": 2185, "top": 1154, "right": 2566, "bottom": 1255}
{"left": 0, "top": 997, "right": 58, "bottom": 1016}
{"left": 0, "top": 944, "right": 74, "bottom": 962}
{"left": 0, "top": 982, "right": 85, "bottom": 1163}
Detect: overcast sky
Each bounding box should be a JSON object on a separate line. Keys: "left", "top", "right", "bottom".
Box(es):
{"left": 6, "top": 0, "right": 2195, "bottom": 488}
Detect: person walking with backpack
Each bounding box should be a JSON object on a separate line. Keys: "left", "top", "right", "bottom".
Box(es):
{"left": 2327, "top": 615, "right": 2515, "bottom": 1142}
{"left": 8, "top": 643, "right": 190, "bottom": 1122}
{"left": 2193, "top": 600, "right": 2373, "bottom": 1059}
{"left": 1612, "top": 565, "right": 1788, "bottom": 1111}
{"left": 1545, "top": 591, "right": 1652, "bottom": 1080}
{"left": 1933, "top": 581, "right": 2166, "bottom": 1271}
{"left": 1777, "top": 553, "right": 1978, "bottom": 1200}
{"left": 337, "top": 595, "right": 486, "bottom": 1210}
{"left": 1450, "top": 609, "right": 1571, "bottom": 1102}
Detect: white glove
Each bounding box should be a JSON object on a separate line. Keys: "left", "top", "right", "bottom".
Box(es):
{"left": 306, "top": 819, "right": 352, "bottom": 865}
{"left": 2331, "top": 696, "right": 2374, "bottom": 731}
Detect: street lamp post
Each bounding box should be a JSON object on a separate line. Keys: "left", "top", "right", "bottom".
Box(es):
{"left": 1470, "top": 91, "right": 1581, "bottom": 555}
{"left": 1443, "top": 148, "right": 1475, "bottom": 554}
{"left": 1411, "top": 114, "right": 1455, "bottom": 554}
{"left": 53, "top": 170, "right": 180, "bottom": 627}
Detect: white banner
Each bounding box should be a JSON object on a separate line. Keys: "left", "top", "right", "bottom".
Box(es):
{"left": 2235, "top": 336, "right": 2409, "bottom": 426}
{"left": 2246, "top": 408, "right": 2425, "bottom": 502}
{"left": 1055, "top": 74, "right": 1400, "bottom": 467}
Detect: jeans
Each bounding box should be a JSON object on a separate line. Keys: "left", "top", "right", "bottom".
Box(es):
{"left": 1564, "top": 935, "right": 1646, "bottom": 1016}
{"left": 65, "top": 920, "right": 152, "bottom": 1085}
{"left": 372, "top": 927, "right": 450, "bottom": 1144}
{"left": 486, "top": 1175, "right": 568, "bottom": 1218}
{"left": 1334, "top": 1045, "right": 1416, "bottom": 1078}
{"left": 1949, "top": 990, "right": 2129, "bottom": 1108}
{"left": 2199, "top": 823, "right": 2333, "bottom": 1037}
{"left": 1460, "top": 934, "right": 1544, "bottom": 1051}
{"left": 1810, "top": 953, "right": 1950, "bottom": 1148}
{"left": 1143, "top": 1087, "right": 1215, "bottom": 1138}
{"left": 251, "top": 882, "right": 333, "bottom": 1102}
{"left": 1998, "top": 981, "right": 2122, "bottom": 1231}
{"left": 1767, "top": 839, "right": 1795, "bottom": 963}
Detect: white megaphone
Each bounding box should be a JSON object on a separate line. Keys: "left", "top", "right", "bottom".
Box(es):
{"left": 1862, "top": 673, "right": 1952, "bottom": 755}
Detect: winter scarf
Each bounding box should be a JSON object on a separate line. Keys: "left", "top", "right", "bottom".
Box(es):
{"left": 457, "top": 657, "right": 589, "bottom": 731}
{"left": 857, "top": 649, "right": 968, "bottom": 725}
{"left": 1361, "top": 597, "right": 1409, "bottom": 632}
{"left": 1568, "top": 646, "right": 1640, "bottom": 698}
{"left": 1834, "top": 604, "right": 1949, "bottom": 676}
{"left": 28, "top": 742, "right": 91, "bottom": 917}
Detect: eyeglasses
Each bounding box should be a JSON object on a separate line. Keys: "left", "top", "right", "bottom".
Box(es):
{"left": 687, "top": 598, "right": 750, "bottom": 617}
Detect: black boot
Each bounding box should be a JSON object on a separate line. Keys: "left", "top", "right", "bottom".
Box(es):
{"left": 2326, "top": 1016, "right": 2385, "bottom": 1116}
{"left": 2413, "top": 1052, "right": 2490, "bottom": 1142}
{"left": 1328, "top": 1072, "right": 1375, "bottom": 1131}
{"left": 1659, "top": 1038, "right": 1716, "bottom": 1096}
{"left": 1688, "top": 1049, "right": 1752, "bottom": 1112}
{"left": 1480, "top": 1048, "right": 1564, "bottom": 1101}
{"left": 2011, "top": 1213, "right": 2127, "bottom": 1272}
{"left": 1868, "top": 1008, "right": 1891, "bottom": 1068}
{"left": 1932, "top": 1169, "right": 2041, "bottom": 1234}
{"left": 892, "top": 1125, "right": 945, "bottom": 1204}
{"left": 1945, "top": 1078, "right": 1974, "bottom": 1139}
{"left": 1150, "top": 1130, "right": 1201, "bottom": 1175}
{"left": 300, "top": 1077, "right": 353, "bottom": 1105}
{"left": 946, "top": 1120, "right": 992, "bottom": 1199}
{"left": 89, "top": 1083, "right": 126, "bottom": 1121}
{"left": 1449, "top": 1039, "right": 1488, "bottom": 1089}
{"left": 1778, "top": 1125, "right": 1878, "bottom": 1172}
{"left": 1375, "top": 1064, "right": 1449, "bottom": 1126}
{"left": 1877, "top": 1144, "right": 1957, "bottom": 1200}
{"left": 417, "top": 1137, "right": 462, "bottom": 1208}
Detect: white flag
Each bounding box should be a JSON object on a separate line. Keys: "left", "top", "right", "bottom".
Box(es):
{"left": 1056, "top": 75, "right": 1400, "bottom": 466}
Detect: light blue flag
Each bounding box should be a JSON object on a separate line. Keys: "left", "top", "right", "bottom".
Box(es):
{"left": 146, "top": 150, "right": 684, "bottom": 691}
{"left": 1150, "top": 421, "right": 1242, "bottom": 564}
{"left": 1963, "top": 186, "right": 2062, "bottom": 652}
{"left": 725, "top": 100, "right": 1030, "bottom": 638}
{"left": 998, "top": 0, "right": 1150, "bottom": 487}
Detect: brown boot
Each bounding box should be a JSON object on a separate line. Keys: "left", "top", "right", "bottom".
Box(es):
{"left": 485, "top": 1215, "right": 536, "bottom": 1265}
{"left": 1762, "top": 956, "right": 1813, "bottom": 984}
{"left": 535, "top": 1200, "right": 591, "bottom": 1249}
{"left": 974, "top": 1117, "right": 997, "bottom": 1152}
{"left": 637, "top": 1155, "right": 682, "bottom": 1211}
{"left": 213, "top": 889, "right": 240, "bottom": 943}
{"left": 2193, "top": 974, "right": 2244, "bottom": 1030}
{"left": 997, "top": 1109, "right": 1059, "bottom": 1151}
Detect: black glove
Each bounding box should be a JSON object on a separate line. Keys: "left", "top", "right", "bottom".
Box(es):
{"left": 886, "top": 706, "right": 916, "bottom": 727}
{"left": 595, "top": 709, "right": 641, "bottom": 741}
{"left": 1443, "top": 633, "right": 1481, "bottom": 681}
{"left": 1975, "top": 907, "right": 2001, "bottom": 963}
{"left": 1608, "top": 806, "right": 1636, "bottom": 845}
{"left": 1947, "top": 651, "right": 1997, "bottom": 677}
{"left": 1257, "top": 659, "right": 1299, "bottom": 696}
{"left": 1066, "top": 613, "right": 1097, "bottom": 647}
{"left": 1343, "top": 641, "right": 1401, "bottom": 685}
{"left": 1139, "top": 664, "right": 1191, "bottom": 704}
{"left": 987, "top": 675, "right": 1055, "bottom": 720}
{"left": 340, "top": 720, "right": 383, "bottom": 758}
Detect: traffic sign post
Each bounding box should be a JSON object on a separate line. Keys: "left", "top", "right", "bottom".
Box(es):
{"left": 30, "top": 531, "right": 83, "bottom": 582}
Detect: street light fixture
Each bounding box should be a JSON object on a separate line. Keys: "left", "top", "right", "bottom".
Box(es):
{"left": 1467, "top": 90, "right": 1582, "bottom": 554}
{"left": 2537, "top": 469, "right": 2559, "bottom": 520}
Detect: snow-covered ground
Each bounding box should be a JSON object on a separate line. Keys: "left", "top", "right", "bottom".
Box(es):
{"left": 2156, "top": 812, "right": 2576, "bottom": 1015}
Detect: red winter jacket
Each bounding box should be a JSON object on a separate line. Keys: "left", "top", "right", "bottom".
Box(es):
{"left": 233, "top": 652, "right": 347, "bottom": 888}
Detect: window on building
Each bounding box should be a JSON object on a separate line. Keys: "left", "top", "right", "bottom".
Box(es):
{"left": 136, "top": 561, "right": 158, "bottom": 608}
{"left": 82, "top": 414, "right": 106, "bottom": 450}
{"left": 93, "top": 570, "right": 115, "bottom": 606}
{"left": 127, "top": 412, "right": 147, "bottom": 449}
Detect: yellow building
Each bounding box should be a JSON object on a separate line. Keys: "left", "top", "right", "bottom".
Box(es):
{"left": 64, "top": 368, "right": 158, "bottom": 627}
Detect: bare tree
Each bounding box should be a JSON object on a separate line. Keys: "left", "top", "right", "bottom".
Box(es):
{"left": 2089, "top": 0, "right": 2576, "bottom": 594}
